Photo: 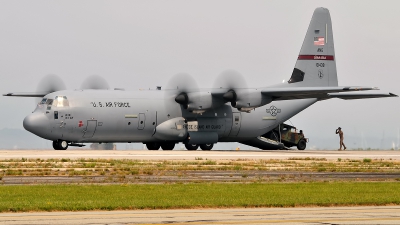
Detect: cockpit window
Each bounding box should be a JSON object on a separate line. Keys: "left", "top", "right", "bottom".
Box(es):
{"left": 39, "top": 98, "right": 47, "bottom": 104}
{"left": 46, "top": 99, "right": 53, "bottom": 105}
{"left": 52, "top": 96, "right": 69, "bottom": 107}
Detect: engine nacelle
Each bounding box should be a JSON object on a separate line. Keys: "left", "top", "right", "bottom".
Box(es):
{"left": 176, "top": 92, "right": 225, "bottom": 114}
{"left": 226, "top": 89, "right": 272, "bottom": 111}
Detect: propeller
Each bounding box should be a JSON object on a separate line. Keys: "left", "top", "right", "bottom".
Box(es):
{"left": 213, "top": 70, "right": 248, "bottom": 107}
{"left": 165, "top": 73, "right": 200, "bottom": 109}
{"left": 35, "top": 74, "right": 67, "bottom": 104}
{"left": 81, "top": 75, "right": 110, "bottom": 90}
{"left": 36, "top": 74, "right": 67, "bottom": 94}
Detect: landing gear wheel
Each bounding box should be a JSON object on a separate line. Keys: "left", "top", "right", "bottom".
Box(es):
{"left": 161, "top": 142, "right": 175, "bottom": 150}
{"left": 52, "top": 140, "right": 60, "bottom": 150}
{"left": 200, "top": 144, "right": 213, "bottom": 151}
{"left": 297, "top": 139, "right": 306, "bottom": 150}
{"left": 54, "top": 140, "right": 68, "bottom": 150}
{"left": 146, "top": 142, "right": 160, "bottom": 150}
{"left": 185, "top": 144, "right": 199, "bottom": 151}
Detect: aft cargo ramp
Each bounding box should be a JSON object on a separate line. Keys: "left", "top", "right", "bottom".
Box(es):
{"left": 240, "top": 136, "right": 290, "bottom": 150}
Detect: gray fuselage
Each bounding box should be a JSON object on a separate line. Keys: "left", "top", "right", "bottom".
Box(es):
{"left": 23, "top": 89, "right": 317, "bottom": 144}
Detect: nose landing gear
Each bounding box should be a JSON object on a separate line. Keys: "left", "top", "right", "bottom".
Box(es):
{"left": 52, "top": 140, "right": 68, "bottom": 150}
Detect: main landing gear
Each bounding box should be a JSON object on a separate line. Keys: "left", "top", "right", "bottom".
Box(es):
{"left": 145, "top": 142, "right": 214, "bottom": 151}
{"left": 53, "top": 140, "right": 68, "bottom": 150}
{"left": 185, "top": 143, "right": 214, "bottom": 151}
{"left": 146, "top": 142, "right": 176, "bottom": 150}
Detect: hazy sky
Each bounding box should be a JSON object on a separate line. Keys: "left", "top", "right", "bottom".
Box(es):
{"left": 1, "top": 1, "right": 399, "bottom": 149}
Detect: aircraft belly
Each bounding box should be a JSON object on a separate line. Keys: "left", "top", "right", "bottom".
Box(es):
{"left": 237, "top": 98, "right": 317, "bottom": 138}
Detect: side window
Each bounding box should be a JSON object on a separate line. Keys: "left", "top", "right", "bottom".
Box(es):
{"left": 54, "top": 111, "right": 59, "bottom": 119}
{"left": 40, "top": 98, "right": 47, "bottom": 104}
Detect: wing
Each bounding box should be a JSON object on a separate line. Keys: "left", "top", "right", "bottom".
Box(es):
{"left": 261, "top": 86, "right": 397, "bottom": 101}
{"left": 3, "top": 92, "right": 48, "bottom": 97}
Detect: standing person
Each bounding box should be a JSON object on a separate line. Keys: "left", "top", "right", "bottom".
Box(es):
{"left": 335, "top": 127, "right": 346, "bottom": 150}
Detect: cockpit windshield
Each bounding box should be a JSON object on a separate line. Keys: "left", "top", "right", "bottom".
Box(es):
{"left": 39, "top": 98, "right": 47, "bottom": 104}
{"left": 52, "top": 96, "right": 69, "bottom": 107}
{"left": 39, "top": 98, "right": 54, "bottom": 105}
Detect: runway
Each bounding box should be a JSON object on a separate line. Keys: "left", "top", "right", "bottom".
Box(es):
{"left": 1, "top": 206, "right": 400, "bottom": 224}
{"left": 0, "top": 149, "right": 399, "bottom": 160}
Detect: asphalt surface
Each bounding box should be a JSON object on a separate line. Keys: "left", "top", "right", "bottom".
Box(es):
{"left": 1, "top": 206, "right": 400, "bottom": 224}
{"left": 1, "top": 149, "right": 400, "bottom": 160}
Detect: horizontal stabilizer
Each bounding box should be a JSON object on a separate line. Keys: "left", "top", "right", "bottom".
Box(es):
{"left": 328, "top": 92, "right": 398, "bottom": 100}
{"left": 261, "top": 86, "right": 379, "bottom": 100}
{"left": 3, "top": 92, "right": 48, "bottom": 97}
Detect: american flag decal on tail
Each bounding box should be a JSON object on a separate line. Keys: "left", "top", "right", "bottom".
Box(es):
{"left": 314, "top": 37, "right": 325, "bottom": 46}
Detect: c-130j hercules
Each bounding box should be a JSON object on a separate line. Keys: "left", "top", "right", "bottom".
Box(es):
{"left": 4, "top": 8, "right": 397, "bottom": 150}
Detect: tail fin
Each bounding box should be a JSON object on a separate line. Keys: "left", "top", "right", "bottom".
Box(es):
{"left": 288, "top": 8, "right": 338, "bottom": 87}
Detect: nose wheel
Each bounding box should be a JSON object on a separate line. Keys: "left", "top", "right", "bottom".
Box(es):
{"left": 53, "top": 140, "right": 68, "bottom": 150}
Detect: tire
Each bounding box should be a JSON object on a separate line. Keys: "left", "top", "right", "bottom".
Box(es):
{"left": 161, "top": 142, "right": 175, "bottom": 150}
{"left": 146, "top": 142, "right": 160, "bottom": 150}
{"left": 297, "top": 139, "right": 306, "bottom": 150}
{"left": 52, "top": 140, "right": 60, "bottom": 150}
{"left": 185, "top": 144, "right": 199, "bottom": 151}
{"left": 56, "top": 140, "right": 68, "bottom": 150}
{"left": 200, "top": 143, "right": 213, "bottom": 151}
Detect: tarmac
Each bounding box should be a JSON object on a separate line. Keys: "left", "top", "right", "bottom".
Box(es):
{"left": 0, "top": 149, "right": 399, "bottom": 161}
{"left": 1, "top": 206, "right": 400, "bottom": 224}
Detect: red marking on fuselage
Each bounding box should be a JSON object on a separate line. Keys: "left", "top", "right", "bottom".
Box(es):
{"left": 78, "top": 121, "right": 83, "bottom": 127}
{"left": 298, "top": 55, "right": 334, "bottom": 60}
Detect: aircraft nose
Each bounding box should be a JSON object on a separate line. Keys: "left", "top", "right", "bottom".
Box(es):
{"left": 23, "top": 112, "right": 49, "bottom": 135}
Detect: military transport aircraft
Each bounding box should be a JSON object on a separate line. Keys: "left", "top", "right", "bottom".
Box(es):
{"left": 4, "top": 8, "right": 397, "bottom": 150}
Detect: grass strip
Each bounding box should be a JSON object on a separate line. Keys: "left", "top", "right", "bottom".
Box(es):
{"left": 1, "top": 182, "right": 399, "bottom": 212}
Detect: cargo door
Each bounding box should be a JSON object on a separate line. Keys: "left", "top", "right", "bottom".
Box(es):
{"left": 83, "top": 120, "right": 97, "bottom": 138}
{"left": 229, "top": 112, "right": 241, "bottom": 136}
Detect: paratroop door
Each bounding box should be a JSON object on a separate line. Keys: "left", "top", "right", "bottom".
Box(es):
{"left": 83, "top": 120, "right": 97, "bottom": 138}
{"left": 229, "top": 112, "right": 241, "bottom": 136}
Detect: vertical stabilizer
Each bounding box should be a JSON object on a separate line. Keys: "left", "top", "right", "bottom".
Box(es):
{"left": 288, "top": 8, "right": 338, "bottom": 87}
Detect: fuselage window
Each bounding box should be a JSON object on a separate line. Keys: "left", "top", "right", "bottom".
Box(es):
{"left": 39, "top": 98, "right": 47, "bottom": 104}
{"left": 46, "top": 99, "right": 53, "bottom": 110}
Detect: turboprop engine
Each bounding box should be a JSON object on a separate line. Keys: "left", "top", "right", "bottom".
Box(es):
{"left": 175, "top": 92, "right": 225, "bottom": 114}
{"left": 223, "top": 89, "right": 272, "bottom": 112}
